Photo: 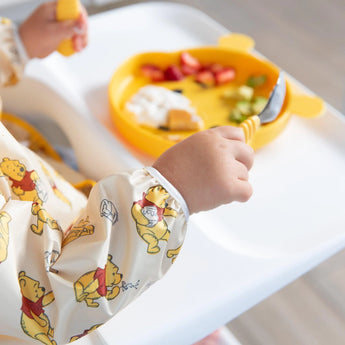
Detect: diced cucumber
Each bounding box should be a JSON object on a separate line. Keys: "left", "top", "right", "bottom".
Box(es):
{"left": 229, "top": 109, "right": 247, "bottom": 124}
{"left": 247, "top": 75, "right": 267, "bottom": 88}
{"left": 235, "top": 100, "right": 252, "bottom": 116}
{"left": 222, "top": 85, "right": 254, "bottom": 101}
{"left": 237, "top": 85, "right": 254, "bottom": 101}
{"left": 252, "top": 96, "right": 268, "bottom": 114}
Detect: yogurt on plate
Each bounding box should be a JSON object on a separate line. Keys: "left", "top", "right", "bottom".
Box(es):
{"left": 126, "top": 85, "right": 201, "bottom": 128}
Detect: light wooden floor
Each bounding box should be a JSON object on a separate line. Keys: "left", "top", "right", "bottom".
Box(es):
{"left": 89, "top": 1, "right": 345, "bottom": 344}
{"left": 228, "top": 250, "right": 345, "bottom": 345}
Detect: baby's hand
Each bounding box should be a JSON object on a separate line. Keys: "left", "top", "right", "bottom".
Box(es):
{"left": 19, "top": 1, "right": 88, "bottom": 59}
{"left": 153, "top": 126, "right": 254, "bottom": 214}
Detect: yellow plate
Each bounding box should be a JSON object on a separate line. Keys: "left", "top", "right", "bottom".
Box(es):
{"left": 109, "top": 33, "right": 325, "bottom": 158}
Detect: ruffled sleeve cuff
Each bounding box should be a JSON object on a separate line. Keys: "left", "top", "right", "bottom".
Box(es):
{"left": 145, "top": 166, "right": 190, "bottom": 221}
{"left": 0, "top": 17, "right": 28, "bottom": 86}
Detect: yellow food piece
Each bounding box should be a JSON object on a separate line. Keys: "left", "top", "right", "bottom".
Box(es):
{"left": 56, "top": 0, "right": 81, "bottom": 56}
{"left": 167, "top": 109, "right": 203, "bottom": 131}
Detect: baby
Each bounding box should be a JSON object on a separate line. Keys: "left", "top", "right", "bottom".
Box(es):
{"left": 0, "top": 2, "right": 254, "bottom": 344}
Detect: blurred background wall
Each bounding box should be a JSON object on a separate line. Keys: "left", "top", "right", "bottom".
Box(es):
{"left": 1, "top": 0, "right": 344, "bottom": 113}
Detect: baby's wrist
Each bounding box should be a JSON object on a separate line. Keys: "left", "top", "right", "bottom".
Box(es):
{"left": 146, "top": 166, "right": 190, "bottom": 221}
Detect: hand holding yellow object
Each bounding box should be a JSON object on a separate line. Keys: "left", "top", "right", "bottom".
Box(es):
{"left": 18, "top": 1, "right": 88, "bottom": 59}
{"left": 56, "top": 0, "right": 81, "bottom": 56}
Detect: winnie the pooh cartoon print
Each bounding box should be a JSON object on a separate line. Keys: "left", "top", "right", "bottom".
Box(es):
{"left": 131, "top": 185, "right": 177, "bottom": 254}
{"left": 74, "top": 254, "right": 123, "bottom": 308}
{"left": 0, "top": 157, "right": 43, "bottom": 204}
{"left": 69, "top": 324, "right": 102, "bottom": 342}
{"left": 0, "top": 211, "right": 11, "bottom": 263}
{"left": 0, "top": 158, "right": 62, "bottom": 236}
{"left": 167, "top": 245, "right": 182, "bottom": 264}
{"left": 62, "top": 216, "right": 94, "bottom": 247}
{"left": 31, "top": 202, "right": 61, "bottom": 235}
{"left": 18, "top": 271, "right": 56, "bottom": 345}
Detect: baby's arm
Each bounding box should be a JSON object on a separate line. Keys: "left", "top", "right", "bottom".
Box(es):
{"left": 0, "top": 122, "right": 253, "bottom": 343}
{"left": 0, "top": 128, "right": 188, "bottom": 343}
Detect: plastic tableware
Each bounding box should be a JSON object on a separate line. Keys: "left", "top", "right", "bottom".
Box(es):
{"left": 240, "top": 70, "right": 286, "bottom": 144}
{"left": 108, "top": 33, "right": 325, "bottom": 158}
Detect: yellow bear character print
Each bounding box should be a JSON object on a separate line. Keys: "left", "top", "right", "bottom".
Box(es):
{"left": 18, "top": 271, "right": 56, "bottom": 345}
{"left": 0, "top": 211, "right": 11, "bottom": 263}
{"left": 62, "top": 216, "right": 95, "bottom": 247}
{"left": 131, "top": 186, "right": 177, "bottom": 254}
{"left": 69, "top": 324, "right": 102, "bottom": 342}
{"left": 167, "top": 245, "right": 182, "bottom": 264}
{"left": 74, "top": 254, "right": 123, "bottom": 308}
{"left": 31, "top": 202, "right": 61, "bottom": 235}
{"left": 0, "top": 158, "right": 43, "bottom": 204}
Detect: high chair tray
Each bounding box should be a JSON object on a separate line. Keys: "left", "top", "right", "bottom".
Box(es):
{"left": 1, "top": 2, "right": 345, "bottom": 345}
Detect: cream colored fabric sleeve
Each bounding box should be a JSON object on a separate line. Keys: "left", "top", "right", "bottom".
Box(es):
{"left": 0, "top": 17, "right": 28, "bottom": 86}
{"left": 0, "top": 122, "right": 188, "bottom": 344}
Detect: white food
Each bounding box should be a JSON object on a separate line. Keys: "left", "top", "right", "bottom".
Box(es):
{"left": 126, "top": 85, "right": 199, "bottom": 127}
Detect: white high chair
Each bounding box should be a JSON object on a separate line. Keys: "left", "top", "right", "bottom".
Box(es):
{"left": 0, "top": 64, "right": 141, "bottom": 181}
{"left": 1, "top": 3, "right": 345, "bottom": 345}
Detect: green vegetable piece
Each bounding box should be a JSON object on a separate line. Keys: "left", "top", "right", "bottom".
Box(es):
{"left": 229, "top": 108, "right": 247, "bottom": 124}
{"left": 235, "top": 100, "right": 252, "bottom": 116}
{"left": 247, "top": 75, "right": 267, "bottom": 88}
{"left": 252, "top": 96, "right": 268, "bottom": 114}
{"left": 237, "top": 85, "right": 254, "bottom": 101}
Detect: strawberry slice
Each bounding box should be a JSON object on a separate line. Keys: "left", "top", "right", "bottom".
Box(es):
{"left": 180, "top": 52, "right": 201, "bottom": 70}
{"left": 141, "top": 64, "right": 165, "bottom": 82}
{"left": 195, "top": 70, "right": 215, "bottom": 86}
{"left": 215, "top": 67, "right": 236, "bottom": 85}
{"left": 207, "top": 63, "right": 224, "bottom": 75}
{"left": 181, "top": 64, "right": 198, "bottom": 76}
{"left": 164, "top": 65, "right": 185, "bottom": 81}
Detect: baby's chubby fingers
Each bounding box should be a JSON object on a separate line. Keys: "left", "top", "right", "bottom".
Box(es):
{"left": 232, "top": 179, "right": 253, "bottom": 203}
{"left": 232, "top": 140, "right": 255, "bottom": 171}
{"left": 211, "top": 126, "right": 255, "bottom": 170}
{"left": 233, "top": 160, "right": 250, "bottom": 181}
{"left": 210, "top": 125, "right": 245, "bottom": 142}
{"left": 55, "top": 3, "right": 88, "bottom": 39}
{"left": 72, "top": 7, "right": 89, "bottom": 51}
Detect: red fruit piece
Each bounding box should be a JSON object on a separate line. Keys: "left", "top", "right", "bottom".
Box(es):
{"left": 207, "top": 63, "right": 224, "bottom": 74}
{"left": 180, "top": 52, "right": 201, "bottom": 70}
{"left": 215, "top": 67, "right": 236, "bottom": 85}
{"left": 195, "top": 70, "right": 215, "bottom": 85}
{"left": 165, "top": 65, "right": 185, "bottom": 81}
{"left": 181, "top": 64, "right": 198, "bottom": 76}
{"left": 141, "top": 64, "right": 165, "bottom": 82}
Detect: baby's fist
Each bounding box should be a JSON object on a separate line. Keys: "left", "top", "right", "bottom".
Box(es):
{"left": 153, "top": 126, "right": 254, "bottom": 214}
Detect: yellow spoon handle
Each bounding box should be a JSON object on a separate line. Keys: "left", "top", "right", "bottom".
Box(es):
{"left": 239, "top": 115, "right": 261, "bottom": 145}
{"left": 56, "top": 0, "right": 81, "bottom": 56}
